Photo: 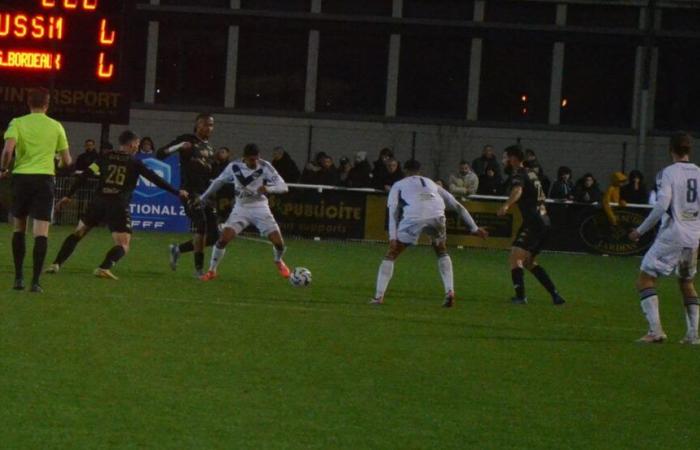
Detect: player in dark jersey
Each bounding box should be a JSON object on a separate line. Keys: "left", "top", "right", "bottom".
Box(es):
{"left": 46, "top": 131, "right": 188, "bottom": 280}
{"left": 156, "top": 113, "right": 218, "bottom": 276}
{"left": 497, "top": 145, "right": 565, "bottom": 305}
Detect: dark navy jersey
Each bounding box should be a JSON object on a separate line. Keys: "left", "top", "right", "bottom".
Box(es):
{"left": 511, "top": 167, "right": 547, "bottom": 221}
{"left": 157, "top": 134, "right": 215, "bottom": 194}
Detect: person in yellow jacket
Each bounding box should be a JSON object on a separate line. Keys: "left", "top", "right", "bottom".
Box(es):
{"left": 603, "top": 171, "right": 628, "bottom": 226}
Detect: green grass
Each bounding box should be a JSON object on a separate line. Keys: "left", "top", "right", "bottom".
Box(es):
{"left": 1, "top": 224, "right": 699, "bottom": 449}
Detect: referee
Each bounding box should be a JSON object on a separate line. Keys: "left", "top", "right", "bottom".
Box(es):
{"left": 0, "top": 88, "right": 72, "bottom": 292}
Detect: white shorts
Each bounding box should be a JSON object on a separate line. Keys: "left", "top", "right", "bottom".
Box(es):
{"left": 640, "top": 239, "right": 698, "bottom": 280}
{"left": 223, "top": 206, "right": 280, "bottom": 236}
{"left": 397, "top": 216, "right": 447, "bottom": 246}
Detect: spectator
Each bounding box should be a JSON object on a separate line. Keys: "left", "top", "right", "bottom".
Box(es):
{"left": 472, "top": 144, "right": 501, "bottom": 177}
{"left": 501, "top": 149, "right": 513, "bottom": 193}
{"left": 477, "top": 165, "right": 503, "bottom": 195}
{"left": 271, "top": 146, "right": 300, "bottom": 183}
{"left": 300, "top": 152, "right": 326, "bottom": 184}
{"left": 434, "top": 179, "right": 446, "bottom": 188}
{"left": 99, "top": 141, "right": 113, "bottom": 156}
{"left": 524, "top": 149, "right": 545, "bottom": 176}
{"left": 347, "top": 151, "right": 372, "bottom": 188}
{"left": 574, "top": 173, "right": 602, "bottom": 204}
{"left": 620, "top": 169, "right": 648, "bottom": 204}
{"left": 337, "top": 157, "right": 353, "bottom": 186}
{"left": 377, "top": 158, "right": 403, "bottom": 191}
{"left": 75, "top": 138, "right": 98, "bottom": 172}
{"left": 317, "top": 154, "right": 340, "bottom": 186}
{"left": 448, "top": 161, "right": 479, "bottom": 198}
{"left": 139, "top": 136, "right": 155, "bottom": 155}
{"left": 549, "top": 166, "right": 575, "bottom": 200}
{"left": 212, "top": 146, "right": 231, "bottom": 177}
{"left": 371, "top": 147, "right": 394, "bottom": 184}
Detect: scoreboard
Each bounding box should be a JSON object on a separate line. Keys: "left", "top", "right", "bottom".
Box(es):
{"left": 0, "top": 0, "right": 131, "bottom": 124}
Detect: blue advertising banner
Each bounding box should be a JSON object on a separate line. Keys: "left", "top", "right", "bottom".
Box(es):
{"left": 129, "top": 154, "right": 189, "bottom": 232}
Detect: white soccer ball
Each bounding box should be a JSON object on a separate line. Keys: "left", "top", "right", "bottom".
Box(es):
{"left": 289, "top": 267, "right": 312, "bottom": 287}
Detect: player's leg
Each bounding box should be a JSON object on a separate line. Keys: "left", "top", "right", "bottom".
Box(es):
{"left": 432, "top": 239, "right": 455, "bottom": 307}
{"left": 94, "top": 232, "right": 131, "bottom": 280}
{"left": 509, "top": 247, "right": 531, "bottom": 304}
{"left": 371, "top": 240, "right": 407, "bottom": 305}
{"left": 201, "top": 227, "right": 236, "bottom": 281}
{"left": 267, "top": 230, "right": 291, "bottom": 278}
{"left": 636, "top": 271, "right": 666, "bottom": 342}
{"left": 46, "top": 221, "right": 93, "bottom": 273}
{"left": 524, "top": 255, "right": 565, "bottom": 305}
{"left": 11, "top": 216, "right": 28, "bottom": 290}
{"left": 678, "top": 247, "right": 699, "bottom": 344}
{"left": 27, "top": 178, "right": 55, "bottom": 292}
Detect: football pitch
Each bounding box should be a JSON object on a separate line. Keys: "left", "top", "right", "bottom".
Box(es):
{"left": 1, "top": 224, "right": 699, "bottom": 449}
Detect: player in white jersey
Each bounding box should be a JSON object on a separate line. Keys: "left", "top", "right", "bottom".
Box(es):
{"left": 629, "top": 133, "right": 700, "bottom": 344}
{"left": 371, "top": 159, "right": 488, "bottom": 307}
{"left": 196, "top": 143, "right": 291, "bottom": 281}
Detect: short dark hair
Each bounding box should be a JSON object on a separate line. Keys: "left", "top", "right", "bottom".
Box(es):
{"left": 85, "top": 139, "right": 95, "bottom": 144}
{"left": 505, "top": 145, "right": 524, "bottom": 162}
{"left": 404, "top": 159, "right": 421, "bottom": 172}
{"left": 101, "top": 142, "right": 114, "bottom": 151}
{"left": 195, "top": 112, "right": 213, "bottom": 123}
{"left": 27, "top": 87, "right": 50, "bottom": 109}
{"left": 670, "top": 132, "right": 692, "bottom": 156}
{"left": 218, "top": 146, "right": 230, "bottom": 152}
{"left": 118, "top": 130, "right": 139, "bottom": 146}
{"left": 243, "top": 143, "right": 260, "bottom": 157}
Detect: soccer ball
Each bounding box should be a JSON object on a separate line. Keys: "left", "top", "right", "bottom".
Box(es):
{"left": 289, "top": 267, "right": 312, "bottom": 287}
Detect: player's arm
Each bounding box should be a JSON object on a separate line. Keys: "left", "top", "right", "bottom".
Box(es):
{"left": 387, "top": 186, "right": 401, "bottom": 241}
{"left": 260, "top": 164, "right": 288, "bottom": 194}
{"left": 498, "top": 185, "right": 523, "bottom": 216}
{"left": 199, "top": 163, "right": 234, "bottom": 202}
{"left": 631, "top": 171, "right": 672, "bottom": 240}
{"left": 136, "top": 161, "right": 187, "bottom": 199}
{"left": 438, "top": 186, "right": 487, "bottom": 238}
{"left": 0, "top": 120, "right": 17, "bottom": 178}
{"left": 156, "top": 136, "right": 192, "bottom": 160}
{"left": 56, "top": 123, "right": 71, "bottom": 168}
{"left": 55, "top": 163, "right": 98, "bottom": 210}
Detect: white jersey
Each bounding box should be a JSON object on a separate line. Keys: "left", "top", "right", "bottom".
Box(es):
{"left": 637, "top": 161, "right": 700, "bottom": 247}
{"left": 200, "top": 158, "right": 288, "bottom": 209}
{"left": 387, "top": 175, "right": 477, "bottom": 240}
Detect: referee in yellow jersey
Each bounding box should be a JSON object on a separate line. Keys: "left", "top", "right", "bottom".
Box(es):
{"left": 0, "top": 88, "right": 72, "bottom": 292}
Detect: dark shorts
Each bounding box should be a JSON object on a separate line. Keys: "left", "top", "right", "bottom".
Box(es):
{"left": 11, "top": 174, "right": 55, "bottom": 221}
{"left": 513, "top": 214, "right": 551, "bottom": 255}
{"left": 184, "top": 199, "right": 218, "bottom": 236}
{"left": 82, "top": 196, "right": 132, "bottom": 233}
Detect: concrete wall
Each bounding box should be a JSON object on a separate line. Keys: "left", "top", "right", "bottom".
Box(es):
{"left": 62, "top": 108, "right": 679, "bottom": 187}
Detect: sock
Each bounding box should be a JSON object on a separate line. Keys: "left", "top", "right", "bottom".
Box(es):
{"left": 437, "top": 254, "right": 454, "bottom": 294}
{"left": 99, "top": 245, "right": 126, "bottom": 270}
{"left": 639, "top": 288, "right": 662, "bottom": 335}
{"left": 209, "top": 243, "right": 226, "bottom": 272}
{"left": 375, "top": 259, "right": 394, "bottom": 299}
{"left": 54, "top": 234, "right": 81, "bottom": 266}
{"left": 194, "top": 252, "right": 204, "bottom": 271}
{"left": 178, "top": 240, "right": 194, "bottom": 253}
{"left": 32, "top": 236, "right": 48, "bottom": 285}
{"left": 684, "top": 297, "right": 699, "bottom": 338}
{"left": 12, "top": 231, "right": 26, "bottom": 280}
{"left": 273, "top": 245, "right": 286, "bottom": 263}
{"left": 530, "top": 265, "right": 558, "bottom": 297}
{"left": 511, "top": 268, "right": 525, "bottom": 299}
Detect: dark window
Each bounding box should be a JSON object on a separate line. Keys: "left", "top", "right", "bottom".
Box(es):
{"left": 322, "top": 0, "right": 393, "bottom": 16}
{"left": 240, "top": 0, "right": 310, "bottom": 12}
{"left": 160, "top": 0, "right": 229, "bottom": 6}
{"left": 567, "top": 5, "right": 639, "bottom": 28}
{"left": 402, "top": 0, "right": 474, "bottom": 20}
{"left": 127, "top": 16, "right": 149, "bottom": 103}
{"left": 155, "top": 22, "right": 228, "bottom": 106}
{"left": 485, "top": 1, "right": 555, "bottom": 24}
{"left": 561, "top": 43, "right": 636, "bottom": 128}
{"left": 317, "top": 31, "right": 389, "bottom": 114}
{"left": 397, "top": 36, "right": 470, "bottom": 119}
{"left": 236, "top": 26, "right": 308, "bottom": 110}
{"left": 661, "top": 8, "right": 700, "bottom": 31}
{"left": 655, "top": 43, "right": 700, "bottom": 131}
{"left": 479, "top": 39, "right": 552, "bottom": 123}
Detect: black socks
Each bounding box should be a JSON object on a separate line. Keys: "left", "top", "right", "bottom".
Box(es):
{"left": 511, "top": 268, "right": 525, "bottom": 299}
{"left": 178, "top": 240, "right": 194, "bottom": 253}
{"left": 12, "top": 231, "right": 26, "bottom": 280}
{"left": 194, "top": 252, "right": 204, "bottom": 271}
{"left": 55, "top": 234, "right": 81, "bottom": 266}
{"left": 32, "top": 236, "right": 48, "bottom": 285}
{"left": 99, "top": 245, "right": 126, "bottom": 270}
{"left": 531, "top": 266, "right": 558, "bottom": 297}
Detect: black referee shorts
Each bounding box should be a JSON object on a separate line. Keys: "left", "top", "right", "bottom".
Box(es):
{"left": 82, "top": 196, "right": 132, "bottom": 233}
{"left": 11, "top": 174, "right": 55, "bottom": 222}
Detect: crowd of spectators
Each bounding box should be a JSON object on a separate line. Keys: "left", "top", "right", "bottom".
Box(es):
{"left": 66, "top": 138, "right": 653, "bottom": 205}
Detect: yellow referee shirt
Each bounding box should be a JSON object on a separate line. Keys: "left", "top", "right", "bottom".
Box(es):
{"left": 3, "top": 113, "right": 69, "bottom": 175}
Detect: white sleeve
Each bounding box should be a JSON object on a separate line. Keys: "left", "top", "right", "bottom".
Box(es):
{"left": 387, "top": 185, "right": 400, "bottom": 241}
{"left": 636, "top": 170, "right": 672, "bottom": 235}
{"left": 164, "top": 141, "right": 186, "bottom": 155}
{"left": 200, "top": 164, "right": 235, "bottom": 202}
{"left": 438, "top": 186, "right": 478, "bottom": 232}
{"left": 264, "top": 163, "right": 288, "bottom": 194}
